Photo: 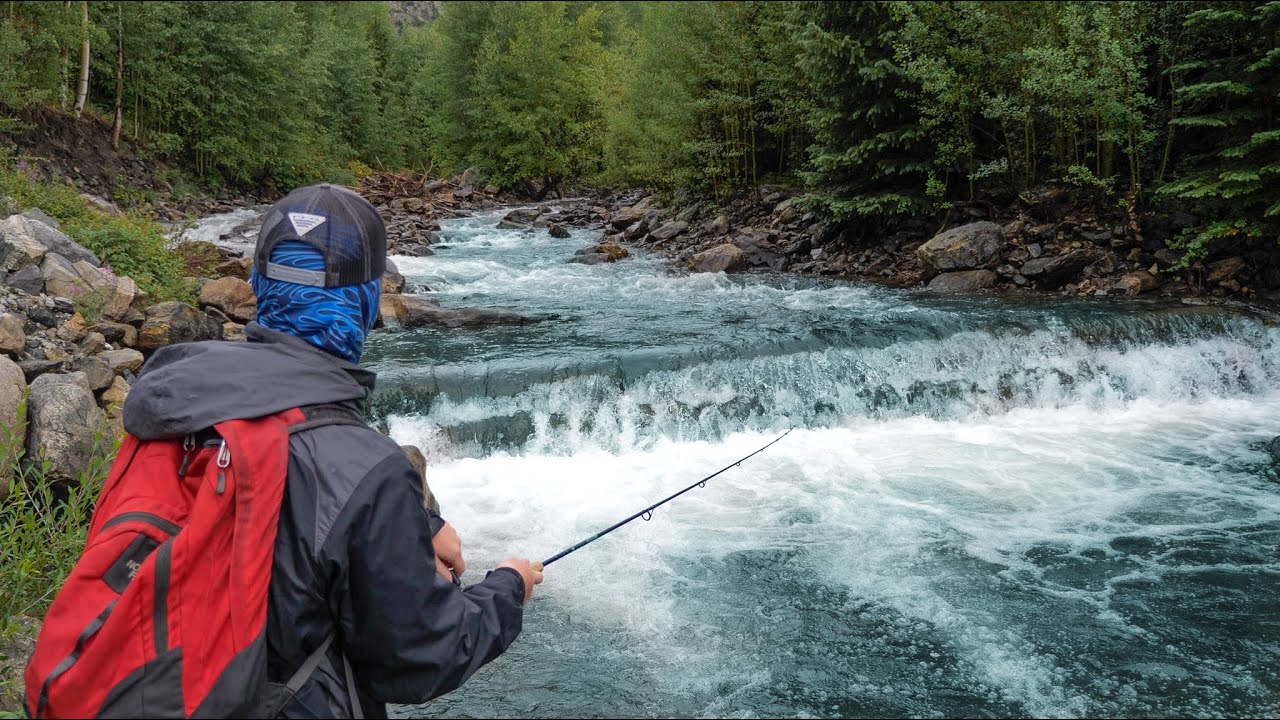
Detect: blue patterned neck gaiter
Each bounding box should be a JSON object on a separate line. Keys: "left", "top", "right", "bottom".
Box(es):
{"left": 250, "top": 240, "right": 382, "bottom": 364}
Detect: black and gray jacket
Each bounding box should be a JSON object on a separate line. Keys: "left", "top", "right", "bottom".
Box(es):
{"left": 123, "top": 322, "right": 525, "bottom": 718}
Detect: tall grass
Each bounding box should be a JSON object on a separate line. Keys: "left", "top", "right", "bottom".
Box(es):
{"left": 0, "top": 394, "right": 113, "bottom": 713}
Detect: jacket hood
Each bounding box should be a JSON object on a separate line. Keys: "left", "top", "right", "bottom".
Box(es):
{"left": 123, "top": 322, "right": 375, "bottom": 440}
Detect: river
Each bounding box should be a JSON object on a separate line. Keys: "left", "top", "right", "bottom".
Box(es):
{"left": 199, "top": 208, "right": 1280, "bottom": 717}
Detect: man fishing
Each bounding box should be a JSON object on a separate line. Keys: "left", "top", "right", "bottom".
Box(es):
{"left": 121, "top": 183, "right": 542, "bottom": 717}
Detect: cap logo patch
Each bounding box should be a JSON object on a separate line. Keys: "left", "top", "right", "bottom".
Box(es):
{"left": 288, "top": 212, "right": 327, "bottom": 236}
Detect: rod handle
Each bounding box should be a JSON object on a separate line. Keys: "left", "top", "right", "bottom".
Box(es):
{"left": 532, "top": 561, "right": 544, "bottom": 573}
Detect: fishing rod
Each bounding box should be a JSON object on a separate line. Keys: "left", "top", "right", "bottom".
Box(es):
{"left": 533, "top": 428, "right": 793, "bottom": 572}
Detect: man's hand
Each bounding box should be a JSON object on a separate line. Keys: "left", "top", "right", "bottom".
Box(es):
{"left": 433, "top": 522, "right": 465, "bottom": 584}
{"left": 497, "top": 558, "right": 544, "bottom": 604}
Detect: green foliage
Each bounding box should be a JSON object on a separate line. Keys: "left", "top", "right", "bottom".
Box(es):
{"left": 0, "top": 154, "right": 192, "bottom": 301}
{"left": 0, "top": 393, "right": 111, "bottom": 709}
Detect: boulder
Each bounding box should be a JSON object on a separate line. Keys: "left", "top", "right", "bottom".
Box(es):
{"left": 40, "top": 252, "right": 89, "bottom": 298}
{"left": 610, "top": 206, "right": 646, "bottom": 230}
{"left": 93, "top": 321, "right": 138, "bottom": 347}
{"left": 571, "top": 242, "right": 629, "bottom": 265}
{"left": 502, "top": 208, "right": 541, "bottom": 225}
{"left": 222, "top": 322, "right": 246, "bottom": 342}
{"left": 100, "top": 375, "right": 130, "bottom": 408}
{"left": 382, "top": 260, "right": 407, "bottom": 294}
{"left": 0, "top": 215, "right": 48, "bottom": 272}
{"left": 548, "top": 224, "right": 571, "bottom": 239}
{"left": 703, "top": 215, "right": 731, "bottom": 237}
{"left": 0, "top": 313, "right": 25, "bottom": 358}
{"left": 1020, "top": 250, "right": 1094, "bottom": 290}
{"left": 926, "top": 269, "right": 998, "bottom": 293}
{"left": 22, "top": 208, "right": 59, "bottom": 229}
{"left": 56, "top": 312, "right": 88, "bottom": 343}
{"left": 79, "top": 331, "right": 106, "bottom": 355}
{"left": 198, "top": 276, "right": 256, "bottom": 323}
{"left": 0, "top": 355, "right": 26, "bottom": 502}
{"left": 100, "top": 274, "right": 138, "bottom": 322}
{"left": 1112, "top": 271, "right": 1160, "bottom": 296}
{"left": 215, "top": 257, "right": 254, "bottom": 280}
{"left": 689, "top": 243, "right": 748, "bottom": 273}
{"left": 25, "top": 371, "right": 107, "bottom": 484}
{"left": 69, "top": 355, "right": 115, "bottom": 391}
{"left": 915, "top": 221, "right": 1004, "bottom": 275}
{"left": 21, "top": 216, "right": 98, "bottom": 266}
{"left": 18, "top": 358, "right": 64, "bottom": 380}
{"left": 400, "top": 444, "right": 440, "bottom": 514}
{"left": 650, "top": 220, "right": 689, "bottom": 243}
{"left": 138, "top": 302, "right": 223, "bottom": 350}
{"left": 381, "top": 295, "right": 536, "bottom": 329}
{"left": 100, "top": 349, "right": 145, "bottom": 374}
{"left": 1208, "top": 256, "right": 1246, "bottom": 285}
{"left": 6, "top": 265, "right": 44, "bottom": 295}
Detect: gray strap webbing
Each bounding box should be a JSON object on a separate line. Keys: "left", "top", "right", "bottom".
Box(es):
{"left": 344, "top": 653, "right": 365, "bottom": 720}
{"left": 284, "top": 633, "right": 335, "bottom": 695}
{"left": 264, "top": 262, "right": 327, "bottom": 287}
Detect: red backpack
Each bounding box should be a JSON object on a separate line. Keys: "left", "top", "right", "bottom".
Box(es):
{"left": 24, "top": 406, "right": 362, "bottom": 719}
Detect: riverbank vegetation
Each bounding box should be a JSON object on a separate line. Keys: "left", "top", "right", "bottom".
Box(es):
{"left": 2, "top": 1, "right": 1276, "bottom": 257}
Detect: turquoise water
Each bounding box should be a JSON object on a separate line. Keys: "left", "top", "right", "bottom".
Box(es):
{"left": 363, "top": 211, "right": 1280, "bottom": 718}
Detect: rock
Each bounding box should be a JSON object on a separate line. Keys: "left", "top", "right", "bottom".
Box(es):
{"left": 100, "top": 274, "right": 138, "bottom": 322}
{"left": 222, "top": 322, "right": 246, "bottom": 342}
{"left": 650, "top": 220, "right": 689, "bottom": 243}
{"left": 1208, "top": 256, "right": 1246, "bottom": 285}
{"left": 926, "top": 269, "right": 998, "bottom": 293}
{"left": 25, "top": 371, "right": 107, "bottom": 484}
{"left": 79, "top": 193, "right": 121, "bottom": 215}
{"left": 400, "top": 444, "right": 440, "bottom": 514}
{"left": 40, "top": 252, "right": 88, "bottom": 298}
{"left": 138, "top": 302, "right": 223, "bottom": 350}
{"left": 22, "top": 208, "right": 59, "bottom": 230}
{"left": 1027, "top": 243, "right": 1043, "bottom": 259}
{"left": 548, "top": 224, "right": 570, "bottom": 239}
{"left": 215, "top": 257, "right": 254, "bottom": 280}
{"left": 1020, "top": 250, "right": 1094, "bottom": 290}
{"left": 382, "top": 258, "right": 406, "bottom": 294}
{"left": 503, "top": 208, "right": 541, "bottom": 225}
{"left": 381, "top": 295, "right": 536, "bottom": 329}
{"left": 1267, "top": 435, "right": 1280, "bottom": 465}
{"left": 0, "top": 215, "right": 48, "bottom": 272}
{"left": 56, "top": 312, "right": 88, "bottom": 343}
{"left": 21, "top": 216, "right": 98, "bottom": 266}
{"left": 69, "top": 355, "right": 115, "bottom": 391}
{"left": 99, "top": 349, "right": 144, "bottom": 374}
{"left": 6, "top": 264, "right": 44, "bottom": 295}
{"left": 100, "top": 375, "right": 130, "bottom": 409}
{"left": 610, "top": 206, "right": 646, "bottom": 230}
{"left": 0, "top": 313, "right": 25, "bottom": 358}
{"left": 703, "top": 215, "right": 731, "bottom": 237}
{"left": 79, "top": 331, "right": 106, "bottom": 355}
{"left": 0, "top": 355, "right": 26, "bottom": 502}
{"left": 17, "top": 358, "right": 64, "bottom": 380}
{"left": 916, "top": 221, "right": 1005, "bottom": 275}
{"left": 93, "top": 321, "right": 138, "bottom": 347}
{"left": 1112, "top": 271, "right": 1160, "bottom": 296}
{"left": 689, "top": 243, "right": 748, "bottom": 273}
{"left": 495, "top": 220, "right": 527, "bottom": 231}
{"left": 1154, "top": 248, "right": 1182, "bottom": 270}
{"left": 571, "top": 242, "right": 629, "bottom": 265}
{"left": 198, "top": 277, "right": 256, "bottom": 323}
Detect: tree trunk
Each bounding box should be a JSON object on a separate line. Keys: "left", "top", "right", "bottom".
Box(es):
{"left": 60, "top": 0, "right": 72, "bottom": 110}
{"left": 73, "top": 0, "right": 90, "bottom": 118}
{"left": 111, "top": 1, "right": 122, "bottom": 149}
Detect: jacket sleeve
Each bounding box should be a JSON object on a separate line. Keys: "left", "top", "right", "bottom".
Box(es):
{"left": 327, "top": 452, "right": 526, "bottom": 704}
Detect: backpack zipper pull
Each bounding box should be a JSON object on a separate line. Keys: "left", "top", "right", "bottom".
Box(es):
{"left": 177, "top": 434, "right": 196, "bottom": 477}
{"left": 215, "top": 440, "right": 231, "bottom": 494}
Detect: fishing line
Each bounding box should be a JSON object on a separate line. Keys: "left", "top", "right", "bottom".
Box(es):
{"left": 534, "top": 428, "right": 793, "bottom": 571}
